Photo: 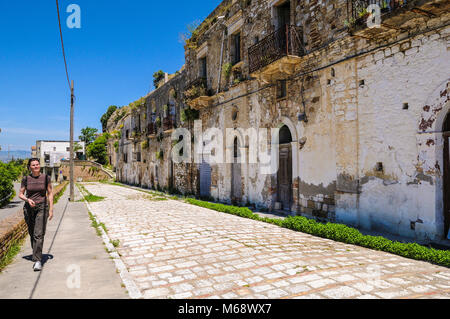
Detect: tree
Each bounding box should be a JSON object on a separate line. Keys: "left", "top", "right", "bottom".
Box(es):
{"left": 0, "top": 160, "right": 26, "bottom": 207}
{"left": 153, "top": 70, "right": 165, "bottom": 89}
{"left": 87, "top": 134, "right": 108, "bottom": 165}
{"left": 100, "top": 105, "right": 118, "bottom": 132}
{"left": 74, "top": 142, "right": 83, "bottom": 152}
{"left": 79, "top": 127, "right": 98, "bottom": 146}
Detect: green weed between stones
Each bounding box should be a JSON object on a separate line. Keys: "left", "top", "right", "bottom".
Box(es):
{"left": 110, "top": 239, "right": 120, "bottom": 248}
{"left": 53, "top": 182, "right": 68, "bottom": 204}
{"left": 88, "top": 211, "right": 106, "bottom": 237}
{"left": 78, "top": 184, "right": 105, "bottom": 202}
{"left": 184, "top": 198, "right": 450, "bottom": 268}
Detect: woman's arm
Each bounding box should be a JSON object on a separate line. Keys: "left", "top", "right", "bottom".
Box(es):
{"left": 47, "top": 182, "right": 53, "bottom": 221}
{"left": 19, "top": 186, "right": 35, "bottom": 207}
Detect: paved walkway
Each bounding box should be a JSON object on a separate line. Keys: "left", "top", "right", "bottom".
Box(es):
{"left": 81, "top": 182, "right": 450, "bottom": 299}
{"left": 0, "top": 186, "right": 128, "bottom": 299}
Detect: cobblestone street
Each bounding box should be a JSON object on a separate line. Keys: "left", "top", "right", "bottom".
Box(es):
{"left": 83, "top": 183, "right": 450, "bottom": 299}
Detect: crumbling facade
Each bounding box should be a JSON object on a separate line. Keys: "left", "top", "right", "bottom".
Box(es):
{"left": 106, "top": 0, "right": 450, "bottom": 242}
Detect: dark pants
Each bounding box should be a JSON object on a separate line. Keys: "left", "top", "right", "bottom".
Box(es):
{"left": 23, "top": 202, "right": 48, "bottom": 262}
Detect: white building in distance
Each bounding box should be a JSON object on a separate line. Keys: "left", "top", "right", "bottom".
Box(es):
{"left": 35, "top": 140, "right": 86, "bottom": 181}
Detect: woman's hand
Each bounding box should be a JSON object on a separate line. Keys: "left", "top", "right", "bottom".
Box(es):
{"left": 27, "top": 199, "right": 36, "bottom": 208}
{"left": 48, "top": 208, "right": 53, "bottom": 221}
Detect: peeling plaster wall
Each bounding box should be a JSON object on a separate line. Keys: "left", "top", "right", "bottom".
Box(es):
{"left": 338, "top": 29, "right": 450, "bottom": 241}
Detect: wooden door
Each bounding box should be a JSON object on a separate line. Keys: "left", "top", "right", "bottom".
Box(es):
{"left": 200, "top": 159, "right": 211, "bottom": 198}
{"left": 444, "top": 132, "right": 450, "bottom": 238}
{"left": 278, "top": 144, "right": 292, "bottom": 211}
{"left": 231, "top": 138, "right": 241, "bottom": 202}
{"left": 231, "top": 163, "right": 241, "bottom": 203}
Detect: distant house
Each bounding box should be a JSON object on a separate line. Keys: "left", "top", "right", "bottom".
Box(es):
{"left": 35, "top": 140, "right": 86, "bottom": 181}
{"left": 31, "top": 146, "right": 37, "bottom": 158}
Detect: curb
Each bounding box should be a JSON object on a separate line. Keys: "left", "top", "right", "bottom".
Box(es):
{"left": 77, "top": 184, "right": 142, "bottom": 299}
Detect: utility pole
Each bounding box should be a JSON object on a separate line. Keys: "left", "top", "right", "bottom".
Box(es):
{"left": 70, "top": 80, "right": 75, "bottom": 201}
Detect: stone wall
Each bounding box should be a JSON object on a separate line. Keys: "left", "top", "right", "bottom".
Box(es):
{"left": 60, "top": 161, "right": 112, "bottom": 182}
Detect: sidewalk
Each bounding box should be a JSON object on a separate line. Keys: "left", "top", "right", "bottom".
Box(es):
{"left": 0, "top": 185, "right": 128, "bottom": 299}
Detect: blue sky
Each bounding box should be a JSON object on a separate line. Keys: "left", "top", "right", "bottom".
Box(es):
{"left": 0, "top": 0, "right": 221, "bottom": 151}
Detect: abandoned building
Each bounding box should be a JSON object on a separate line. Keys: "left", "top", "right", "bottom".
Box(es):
{"left": 105, "top": 0, "right": 450, "bottom": 242}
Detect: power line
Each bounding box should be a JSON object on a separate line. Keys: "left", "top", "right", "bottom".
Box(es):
{"left": 56, "top": 0, "right": 71, "bottom": 90}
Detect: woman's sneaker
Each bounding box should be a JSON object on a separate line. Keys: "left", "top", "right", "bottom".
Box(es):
{"left": 33, "top": 261, "right": 42, "bottom": 271}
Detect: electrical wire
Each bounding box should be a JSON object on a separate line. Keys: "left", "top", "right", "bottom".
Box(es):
{"left": 56, "top": 0, "right": 71, "bottom": 90}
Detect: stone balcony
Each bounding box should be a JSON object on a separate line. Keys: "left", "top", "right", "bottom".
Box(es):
{"left": 184, "top": 77, "right": 215, "bottom": 110}
{"left": 349, "top": 0, "right": 450, "bottom": 38}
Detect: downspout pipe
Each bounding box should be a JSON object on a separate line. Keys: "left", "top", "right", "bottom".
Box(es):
{"left": 217, "top": 16, "right": 226, "bottom": 95}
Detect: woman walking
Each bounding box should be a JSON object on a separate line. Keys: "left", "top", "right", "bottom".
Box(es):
{"left": 19, "top": 158, "right": 53, "bottom": 271}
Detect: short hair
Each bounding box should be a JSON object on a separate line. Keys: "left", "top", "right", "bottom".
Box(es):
{"left": 27, "top": 158, "right": 40, "bottom": 169}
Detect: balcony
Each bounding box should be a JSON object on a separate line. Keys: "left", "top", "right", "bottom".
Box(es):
{"left": 184, "top": 77, "right": 215, "bottom": 110}
{"left": 163, "top": 115, "right": 176, "bottom": 132}
{"left": 349, "top": 0, "right": 449, "bottom": 37}
{"left": 248, "top": 25, "right": 305, "bottom": 83}
{"left": 128, "top": 127, "right": 142, "bottom": 141}
{"left": 147, "top": 122, "right": 156, "bottom": 137}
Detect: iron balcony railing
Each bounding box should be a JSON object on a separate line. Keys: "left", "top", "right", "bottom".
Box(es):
{"left": 248, "top": 24, "right": 305, "bottom": 74}
{"left": 163, "top": 115, "right": 176, "bottom": 131}
{"left": 184, "top": 77, "right": 214, "bottom": 97}
{"left": 350, "top": 0, "right": 408, "bottom": 24}
{"left": 147, "top": 122, "right": 156, "bottom": 135}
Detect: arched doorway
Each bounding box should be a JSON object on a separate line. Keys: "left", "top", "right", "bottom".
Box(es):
{"left": 277, "top": 125, "right": 292, "bottom": 211}
{"left": 443, "top": 114, "right": 450, "bottom": 237}
{"left": 231, "top": 137, "right": 242, "bottom": 204}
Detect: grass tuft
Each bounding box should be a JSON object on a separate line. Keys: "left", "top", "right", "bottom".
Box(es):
{"left": 0, "top": 237, "right": 25, "bottom": 272}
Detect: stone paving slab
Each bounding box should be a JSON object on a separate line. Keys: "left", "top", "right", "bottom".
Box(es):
{"left": 83, "top": 182, "right": 450, "bottom": 299}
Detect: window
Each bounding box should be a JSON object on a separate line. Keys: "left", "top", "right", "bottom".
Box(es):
{"left": 66, "top": 147, "right": 70, "bottom": 152}
{"left": 276, "top": 79, "right": 287, "bottom": 99}
{"left": 199, "top": 57, "right": 207, "bottom": 79}
{"left": 126, "top": 130, "right": 129, "bottom": 139}
{"left": 136, "top": 152, "right": 141, "bottom": 162}
{"left": 123, "top": 153, "right": 128, "bottom": 163}
{"left": 232, "top": 32, "right": 241, "bottom": 65}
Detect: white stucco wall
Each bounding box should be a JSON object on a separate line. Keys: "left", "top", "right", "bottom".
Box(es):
{"left": 336, "top": 28, "right": 450, "bottom": 240}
